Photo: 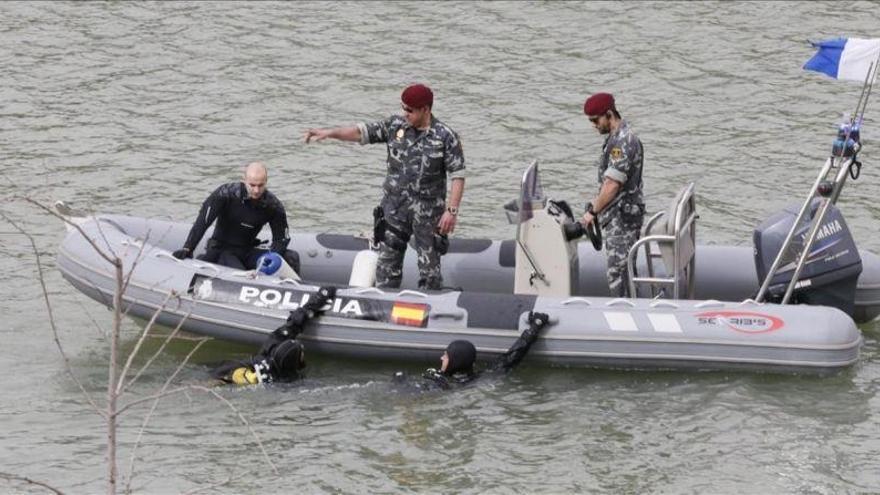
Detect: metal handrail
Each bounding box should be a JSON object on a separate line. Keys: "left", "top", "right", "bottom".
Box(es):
{"left": 561, "top": 297, "right": 592, "bottom": 306}
{"left": 627, "top": 182, "right": 697, "bottom": 299}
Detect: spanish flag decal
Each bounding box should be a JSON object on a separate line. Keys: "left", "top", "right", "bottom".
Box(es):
{"left": 391, "top": 301, "right": 428, "bottom": 327}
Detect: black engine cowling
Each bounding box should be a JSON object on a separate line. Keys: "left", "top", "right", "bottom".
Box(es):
{"left": 754, "top": 199, "right": 862, "bottom": 316}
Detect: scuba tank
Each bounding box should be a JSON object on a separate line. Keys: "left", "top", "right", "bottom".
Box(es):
{"left": 349, "top": 249, "right": 378, "bottom": 288}
{"left": 347, "top": 205, "right": 386, "bottom": 288}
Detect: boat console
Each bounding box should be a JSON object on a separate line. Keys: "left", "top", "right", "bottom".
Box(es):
{"left": 507, "top": 161, "right": 580, "bottom": 297}
{"left": 509, "top": 161, "right": 699, "bottom": 301}
{"left": 629, "top": 182, "right": 697, "bottom": 299}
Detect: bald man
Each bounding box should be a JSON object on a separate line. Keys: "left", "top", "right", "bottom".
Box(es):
{"left": 173, "top": 162, "right": 292, "bottom": 270}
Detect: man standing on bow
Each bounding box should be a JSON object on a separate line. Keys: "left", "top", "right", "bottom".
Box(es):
{"left": 580, "top": 92, "right": 645, "bottom": 297}
{"left": 303, "top": 83, "right": 465, "bottom": 290}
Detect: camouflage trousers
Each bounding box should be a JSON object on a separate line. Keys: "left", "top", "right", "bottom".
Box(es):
{"left": 603, "top": 214, "right": 642, "bottom": 298}
{"left": 376, "top": 195, "right": 446, "bottom": 290}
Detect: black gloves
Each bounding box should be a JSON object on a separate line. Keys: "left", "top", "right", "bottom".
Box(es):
{"left": 272, "top": 286, "right": 338, "bottom": 340}
{"left": 302, "top": 286, "right": 337, "bottom": 315}
{"left": 172, "top": 248, "right": 192, "bottom": 260}
{"left": 523, "top": 311, "right": 550, "bottom": 341}
{"left": 528, "top": 311, "right": 549, "bottom": 328}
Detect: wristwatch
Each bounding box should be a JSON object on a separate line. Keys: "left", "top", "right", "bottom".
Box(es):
{"left": 446, "top": 206, "right": 459, "bottom": 216}
{"left": 586, "top": 202, "right": 595, "bottom": 215}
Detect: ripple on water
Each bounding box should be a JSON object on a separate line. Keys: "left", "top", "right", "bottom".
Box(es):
{"left": 2, "top": 1, "right": 880, "bottom": 492}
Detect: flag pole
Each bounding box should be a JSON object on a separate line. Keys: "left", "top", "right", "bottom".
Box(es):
{"left": 850, "top": 60, "right": 873, "bottom": 121}
{"left": 757, "top": 43, "right": 877, "bottom": 304}
{"left": 857, "top": 59, "right": 878, "bottom": 118}
{"left": 827, "top": 61, "right": 872, "bottom": 206}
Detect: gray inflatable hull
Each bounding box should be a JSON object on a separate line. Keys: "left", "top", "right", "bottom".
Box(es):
{"left": 57, "top": 215, "right": 867, "bottom": 373}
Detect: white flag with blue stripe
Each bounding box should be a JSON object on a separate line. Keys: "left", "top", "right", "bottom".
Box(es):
{"left": 804, "top": 37, "right": 880, "bottom": 82}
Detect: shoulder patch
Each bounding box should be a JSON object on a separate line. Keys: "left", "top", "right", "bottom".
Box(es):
{"left": 610, "top": 147, "right": 623, "bottom": 160}
{"left": 396, "top": 128, "right": 404, "bottom": 140}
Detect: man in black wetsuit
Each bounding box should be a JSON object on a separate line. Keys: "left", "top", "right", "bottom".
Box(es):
{"left": 214, "top": 300, "right": 548, "bottom": 388}
{"left": 173, "top": 162, "right": 293, "bottom": 270}
{"left": 213, "top": 286, "right": 337, "bottom": 385}
{"left": 394, "top": 311, "right": 551, "bottom": 391}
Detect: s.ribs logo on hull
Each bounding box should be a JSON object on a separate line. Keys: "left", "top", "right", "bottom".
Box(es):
{"left": 695, "top": 311, "right": 785, "bottom": 334}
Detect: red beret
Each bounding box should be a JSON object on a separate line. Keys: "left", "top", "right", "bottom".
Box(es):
{"left": 402, "top": 83, "right": 433, "bottom": 109}
{"left": 583, "top": 92, "right": 615, "bottom": 116}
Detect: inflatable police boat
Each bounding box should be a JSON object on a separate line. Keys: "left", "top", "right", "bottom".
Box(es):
{"left": 55, "top": 158, "right": 873, "bottom": 374}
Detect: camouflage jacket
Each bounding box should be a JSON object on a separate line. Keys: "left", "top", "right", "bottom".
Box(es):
{"left": 358, "top": 114, "right": 465, "bottom": 200}
{"left": 596, "top": 119, "right": 645, "bottom": 224}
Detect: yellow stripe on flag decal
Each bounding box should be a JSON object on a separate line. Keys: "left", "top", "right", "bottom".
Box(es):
{"left": 391, "top": 302, "right": 428, "bottom": 327}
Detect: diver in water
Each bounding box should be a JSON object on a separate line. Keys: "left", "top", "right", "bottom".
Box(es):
{"left": 213, "top": 293, "right": 548, "bottom": 389}
{"left": 212, "top": 286, "right": 337, "bottom": 385}
{"left": 394, "top": 311, "right": 551, "bottom": 391}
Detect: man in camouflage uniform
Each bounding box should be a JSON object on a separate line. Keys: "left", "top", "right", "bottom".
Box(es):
{"left": 303, "top": 83, "right": 465, "bottom": 290}
{"left": 580, "top": 92, "right": 645, "bottom": 297}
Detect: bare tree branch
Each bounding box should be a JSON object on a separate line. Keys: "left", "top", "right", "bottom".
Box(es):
{"left": 0, "top": 471, "right": 65, "bottom": 495}
{"left": 117, "top": 384, "right": 279, "bottom": 487}
{"left": 123, "top": 338, "right": 208, "bottom": 493}
{"left": 0, "top": 210, "right": 106, "bottom": 419}
{"left": 117, "top": 227, "right": 179, "bottom": 317}
{"left": 147, "top": 333, "right": 206, "bottom": 342}
{"left": 119, "top": 230, "right": 150, "bottom": 297}
{"left": 121, "top": 302, "right": 199, "bottom": 395}
{"left": 20, "top": 197, "right": 115, "bottom": 265}
{"left": 62, "top": 258, "right": 179, "bottom": 342}
{"left": 107, "top": 259, "right": 124, "bottom": 492}
{"left": 71, "top": 292, "right": 109, "bottom": 338}
{"left": 187, "top": 385, "right": 279, "bottom": 476}
{"left": 119, "top": 274, "right": 178, "bottom": 322}
{"left": 47, "top": 209, "right": 179, "bottom": 326}
{"left": 91, "top": 209, "right": 118, "bottom": 262}
{"left": 7, "top": 196, "right": 281, "bottom": 493}
{"left": 69, "top": 269, "right": 116, "bottom": 314}
{"left": 115, "top": 292, "right": 174, "bottom": 396}
{"left": 113, "top": 387, "right": 189, "bottom": 421}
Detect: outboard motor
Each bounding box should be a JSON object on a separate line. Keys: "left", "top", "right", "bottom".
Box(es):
{"left": 754, "top": 199, "right": 862, "bottom": 316}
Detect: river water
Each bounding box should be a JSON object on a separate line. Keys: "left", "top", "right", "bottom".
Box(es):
{"left": 2, "top": 1, "right": 879, "bottom": 493}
